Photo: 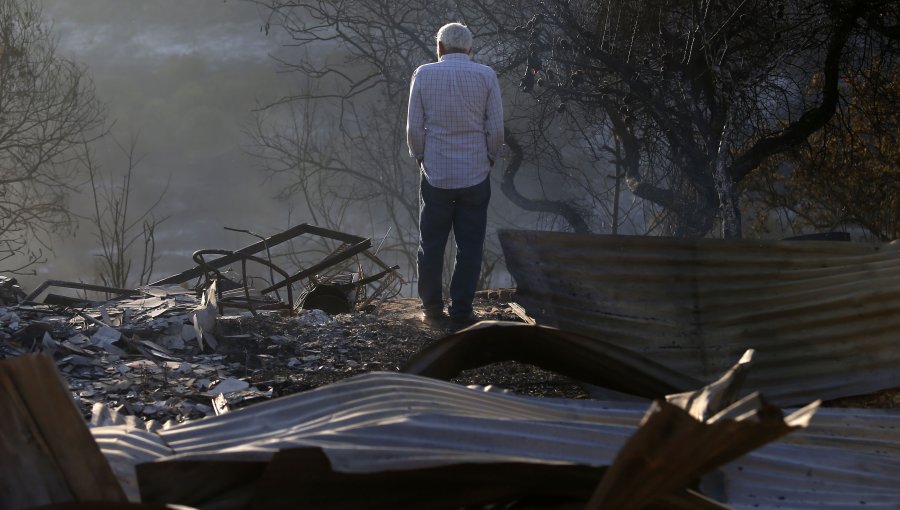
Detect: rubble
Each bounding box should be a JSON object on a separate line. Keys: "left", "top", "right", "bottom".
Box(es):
{"left": 23, "top": 279, "right": 141, "bottom": 304}
{"left": 0, "top": 224, "right": 426, "bottom": 424}
{"left": 402, "top": 321, "right": 703, "bottom": 399}
{"left": 0, "top": 274, "right": 26, "bottom": 304}
{"left": 5, "top": 348, "right": 898, "bottom": 509}
{"left": 0, "top": 283, "right": 528, "bottom": 427}
{"left": 1, "top": 223, "right": 899, "bottom": 508}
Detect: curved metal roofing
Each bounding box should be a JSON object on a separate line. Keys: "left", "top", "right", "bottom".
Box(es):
{"left": 103, "top": 372, "right": 900, "bottom": 508}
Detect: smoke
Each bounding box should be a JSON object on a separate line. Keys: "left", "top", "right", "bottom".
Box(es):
{"left": 14, "top": 0, "right": 303, "bottom": 291}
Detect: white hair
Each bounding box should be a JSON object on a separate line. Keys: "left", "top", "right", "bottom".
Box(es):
{"left": 436, "top": 23, "right": 473, "bottom": 53}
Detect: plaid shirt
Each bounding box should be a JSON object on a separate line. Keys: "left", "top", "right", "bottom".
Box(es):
{"left": 407, "top": 53, "right": 504, "bottom": 189}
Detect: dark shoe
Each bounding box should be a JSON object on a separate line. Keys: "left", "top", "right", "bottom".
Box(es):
{"left": 421, "top": 309, "right": 448, "bottom": 325}
{"left": 449, "top": 314, "right": 478, "bottom": 331}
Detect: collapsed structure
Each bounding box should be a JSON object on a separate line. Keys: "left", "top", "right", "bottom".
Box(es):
{"left": 1, "top": 225, "right": 899, "bottom": 508}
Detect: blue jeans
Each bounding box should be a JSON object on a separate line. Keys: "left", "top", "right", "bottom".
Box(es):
{"left": 417, "top": 175, "right": 490, "bottom": 319}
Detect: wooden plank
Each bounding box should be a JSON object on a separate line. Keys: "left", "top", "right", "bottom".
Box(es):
{"left": 0, "top": 355, "right": 126, "bottom": 508}
{"left": 0, "top": 371, "right": 72, "bottom": 508}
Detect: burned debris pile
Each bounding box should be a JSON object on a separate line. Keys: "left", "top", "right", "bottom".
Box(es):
{"left": 4, "top": 343, "right": 899, "bottom": 509}
{"left": 0, "top": 224, "right": 414, "bottom": 424}
{"left": 1, "top": 226, "right": 899, "bottom": 509}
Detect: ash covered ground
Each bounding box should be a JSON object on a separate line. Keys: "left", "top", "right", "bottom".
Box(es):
{"left": 1, "top": 283, "right": 895, "bottom": 429}
{"left": 1, "top": 291, "right": 587, "bottom": 427}
{"left": 203, "top": 295, "right": 588, "bottom": 403}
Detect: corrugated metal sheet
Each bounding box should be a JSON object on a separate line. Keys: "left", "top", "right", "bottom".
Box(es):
{"left": 106, "top": 372, "right": 900, "bottom": 508}
{"left": 91, "top": 427, "right": 172, "bottom": 502}
{"left": 499, "top": 230, "right": 900, "bottom": 406}
{"left": 721, "top": 406, "right": 900, "bottom": 508}
{"left": 718, "top": 442, "right": 900, "bottom": 508}
{"left": 401, "top": 322, "right": 702, "bottom": 399}
{"left": 786, "top": 407, "right": 900, "bottom": 456}
{"left": 156, "top": 372, "right": 641, "bottom": 470}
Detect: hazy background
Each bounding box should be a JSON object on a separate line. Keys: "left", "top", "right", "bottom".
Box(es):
{"left": 21, "top": 0, "right": 301, "bottom": 289}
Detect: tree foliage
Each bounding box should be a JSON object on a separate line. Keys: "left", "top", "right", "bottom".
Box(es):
{"left": 252, "top": 0, "right": 633, "bottom": 271}
{"left": 0, "top": 0, "right": 105, "bottom": 273}
{"left": 83, "top": 134, "right": 168, "bottom": 288}
{"left": 246, "top": 72, "right": 423, "bottom": 275}
{"left": 253, "top": 0, "right": 898, "bottom": 249}
{"left": 485, "top": 0, "right": 898, "bottom": 237}
{"left": 744, "top": 65, "right": 900, "bottom": 241}
{"left": 251, "top": 2, "right": 500, "bottom": 288}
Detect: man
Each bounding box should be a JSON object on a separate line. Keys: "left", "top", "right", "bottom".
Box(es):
{"left": 407, "top": 22, "right": 504, "bottom": 329}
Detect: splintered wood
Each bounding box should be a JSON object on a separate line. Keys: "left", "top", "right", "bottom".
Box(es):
{"left": 0, "top": 355, "right": 126, "bottom": 509}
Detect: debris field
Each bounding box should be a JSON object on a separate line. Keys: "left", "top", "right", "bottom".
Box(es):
{"left": 1, "top": 224, "right": 899, "bottom": 509}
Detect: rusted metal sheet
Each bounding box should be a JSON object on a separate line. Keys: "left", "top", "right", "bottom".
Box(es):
{"left": 7, "top": 324, "right": 891, "bottom": 508}
{"left": 588, "top": 349, "right": 817, "bottom": 509}
{"left": 401, "top": 322, "right": 702, "bottom": 399}
{"left": 786, "top": 406, "right": 900, "bottom": 456}
{"left": 155, "top": 372, "right": 641, "bottom": 467}
{"left": 711, "top": 405, "right": 900, "bottom": 508}
{"left": 0, "top": 324, "right": 863, "bottom": 509}
{"left": 713, "top": 441, "right": 900, "bottom": 508}
{"left": 499, "top": 229, "right": 900, "bottom": 406}
{"left": 588, "top": 397, "right": 812, "bottom": 510}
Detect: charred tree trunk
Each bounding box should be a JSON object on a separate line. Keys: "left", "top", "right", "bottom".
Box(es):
{"left": 501, "top": 131, "right": 591, "bottom": 233}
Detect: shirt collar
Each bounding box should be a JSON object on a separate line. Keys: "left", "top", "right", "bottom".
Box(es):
{"left": 439, "top": 53, "right": 471, "bottom": 62}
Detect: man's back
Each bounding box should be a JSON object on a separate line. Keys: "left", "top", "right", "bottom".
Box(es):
{"left": 407, "top": 53, "right": 504, "bottom": 189}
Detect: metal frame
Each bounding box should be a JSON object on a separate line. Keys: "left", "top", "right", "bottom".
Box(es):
{"left": 23, "top": 280, "right": 142, "bottom": 304}
{"left": 152, "top": 223, "right": 403, "bottom": 314}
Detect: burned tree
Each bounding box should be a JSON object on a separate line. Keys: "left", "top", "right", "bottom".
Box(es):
{"left": 246, "top": 75, "right": 422, "bottom": 273}
{"left": 251, "top": 3, "right": 464, "bottom": 290}
{"left": 486, "top": 0, "right": 898, "bottom": 237}
{"left": 83, "top": 134, "right": 168, "bottom": 288}
{"left": 250, "top": 0, "right": 615, "bottom": 250}
{"left": 253, "top": 0, "right": 898, "bottom": 241}
{"left": 0, "top": 0, "right": 105, "bottom": 272}
{"left": 744, "top": 63, "right": 900, "bottom": 241}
